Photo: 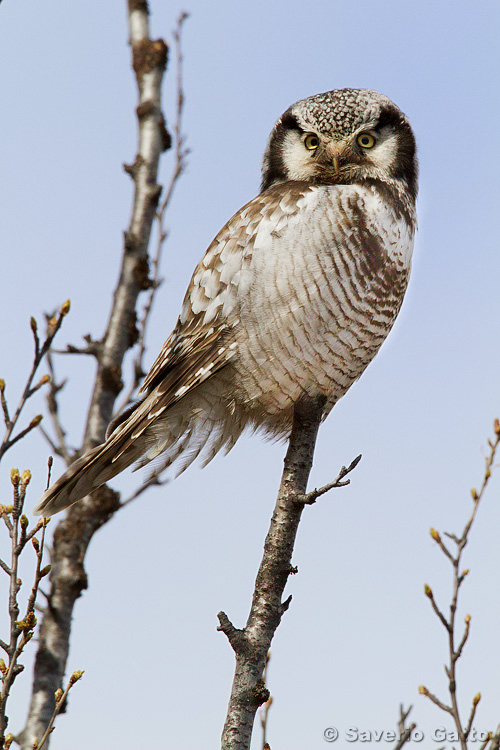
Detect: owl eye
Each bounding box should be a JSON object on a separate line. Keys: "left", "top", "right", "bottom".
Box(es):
{"left": 357, "top": 133, "right": 376, "bottom": 149}
{"left": 304, "top": 133, "right": 319, "bottom": 151}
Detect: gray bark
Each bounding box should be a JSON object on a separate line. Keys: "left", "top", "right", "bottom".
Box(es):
{"left": 20, "top": 3, "right": 170, "bottom": 746}
{"left": 219, "top": 396, "right": 325, "bottom": 750}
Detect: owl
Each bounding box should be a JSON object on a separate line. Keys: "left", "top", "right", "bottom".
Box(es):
{"left": 35, "top": 88, "right": 418, "bottom": 516}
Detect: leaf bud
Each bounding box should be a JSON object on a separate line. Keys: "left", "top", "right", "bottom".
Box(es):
{"left": 430, "top": 527, "right": 440, "bottom": 542}
{"left": 70, "top": 669, "right": 85, "bottom": 685}
{"left": 21, "top": 470, "right": 32, "bottom": 486}
{"left": 25, "top": 612, "right": 37, "bottom": 629}
{"left": 61, "top": 299, "right": 71, "bottom": 316}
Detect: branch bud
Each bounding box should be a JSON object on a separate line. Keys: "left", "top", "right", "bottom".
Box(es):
{"left": 424, "top": 584, "right": 433, "bottom": 599}
{"left": 0, "top": 659, "right": 7, "bottom": 675}
{"left": 465, "top": 614, "right": 471, "bottom": 624}
{"left": 494, "top": 418, "right": 500, "bottom": 435}
{"left": 32, "top": 740, "right": 39, "bottom": 749}
{"left": 70, "top": 669, "right": 85, "bottom": 685}
{"left": 10, "top": 469, "right": 19, "bottom": 487}
{"left": 21, "top": 470, "right": 31, "bottom": 487}
{"left": 0, "top": 379, "right": 5, "bottom": 392}
{"left": 61, "top": 299, "right": 71, "bottom": 316}
{"left": 39, "top": 374, "right": 50, "bottom": 386}
{"left": 462, "top": 569, "right": 469, "bottom": 578}
{"left": 32, "top": 537, "right": 40, "bottom": 553}
{"left": 55, "top": 688, "right": 64, "bottom": 703}
{"left": 418, "top": 685, "right": 429, "bottom": 696}
{"left": 16, "top": 612, "right": 37, "bottom": 632}
{"left": 40, "top": 565, "right": 52, "bottom": 578}
{"left": 430, "top": 527, "right": 440, "bottom": 542}
{"left": 473, "top": 692, "right": 481, "bottom": 705}
{"left": 30, "top": 316, "right": 38, "bottom": 334}
{"left": 25, "top": 611, "right": 37, "bottom": 629}
{"left": 485, "top": 468, "right": 491, "bottom": 480}
{"left": 29, "top": 415, "right": 43, "bottom": 428}
{"left": 471, "top": 488, "right": 478, "bottom": 501}
{"left": 20, "top": 515, "right": 29, "bottom": 530}
{"left": 4, "top": 734, "right": 13, "bottom": 749}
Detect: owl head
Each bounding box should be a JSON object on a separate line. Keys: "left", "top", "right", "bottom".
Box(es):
{"left": 261, "top": 88, "right": 418, "bottom": 200}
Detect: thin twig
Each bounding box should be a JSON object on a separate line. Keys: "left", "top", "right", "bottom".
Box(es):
{"left": 393, "top": 704, "right": 416, "bottom": 750}
{"left": 43, "top": 349, "right": 72, "bottom": 464}
{"left": 0, "top": 468, "right": 50, "bottom": 746}
{"left": 35, "top": 670, "right": 84, "bottom": 750}
{"left": 421, "top": 420, "right": 500, "bottom": 748}
{"left": 0, "top": 304, "right": 69, "bottom": 462}
{"left": 302, "top": 453, "right": 362, "bottom": 504}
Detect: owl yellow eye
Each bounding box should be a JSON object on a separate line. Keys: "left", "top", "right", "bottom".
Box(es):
{"left": 357, "top": 133, "right": 376, "bottom": 149}
{"left": 304, "top": 133, "right": 319, "bottom": 151}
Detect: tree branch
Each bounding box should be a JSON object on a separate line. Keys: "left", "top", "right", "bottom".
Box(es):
{"left": 420, "top": 420, "right": 500, "bottom": 749}
{"left": 219, "top": 396, "right": 358, "bottom": 750}
{"left": 21, "top": 4, "right": 174, "bottom": 746}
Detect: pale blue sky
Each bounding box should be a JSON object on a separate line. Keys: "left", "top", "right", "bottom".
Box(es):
{"left": 1, "top": 1, "right": 500, "bottom": 748}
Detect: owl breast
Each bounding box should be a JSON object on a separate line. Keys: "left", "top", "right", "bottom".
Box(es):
{"left": 227, "top": 180, "right": 415, "bottom": 432}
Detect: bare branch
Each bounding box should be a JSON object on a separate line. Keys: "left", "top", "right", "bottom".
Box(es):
{"left": 35, "top": 670, "right": 84, "bottom": 750}
{"left": 393, "top": 705, "right": 416, "bottom": 750}
{"left": 0, "top": 471, "right": 50, "bottom": 747}
{"left": 418, "top": 685, "right": 452, "bottom": 714}
{"left": 420, "top": 420, "right": 500, "bottom": 748}
{"left": 116, "top": 11, "right": 190, "bottom": 414}
{"left": 0, "top": 304, "right": 68, "bottom": 463}
{"left": 43, "top": 350, "right": 72, "bottom": 464}
{"left": 22, "top": 5, "right": 177, "bottom": 745}
{"left": 301, "top": 453, "right": 362, "bottom": 504}
{"left": 220, "top": 396, "right": 358, "bottom": 749}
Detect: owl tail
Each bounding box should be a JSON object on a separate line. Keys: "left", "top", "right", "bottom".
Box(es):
{"left": 33, "top": 428, "right": 149, "bottom": 517}
{"left": 33, "top": 374, "right": 246, "bottom": 517}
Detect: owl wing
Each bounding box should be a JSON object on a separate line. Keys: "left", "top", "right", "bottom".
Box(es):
{"left": 33, "top": 183, "right": 312, "bottom": 516}
{"left": 138, "top": 182, "right": 310, "bottom": 403}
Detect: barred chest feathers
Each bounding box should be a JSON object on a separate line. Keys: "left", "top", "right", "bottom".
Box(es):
{"left": 220, "top": 179, "right": 416, "bottom": 431}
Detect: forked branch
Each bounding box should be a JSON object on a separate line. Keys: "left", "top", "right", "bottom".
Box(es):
{"left": 420, "top": 419, "right": 500, "bottom": 749}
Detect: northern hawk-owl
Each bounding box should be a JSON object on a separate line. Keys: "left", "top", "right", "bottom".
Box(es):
{"left": 35, "top": 88, "right": 418, "bottom": 516}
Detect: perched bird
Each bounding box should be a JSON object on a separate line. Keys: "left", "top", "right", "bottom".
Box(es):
{"left": 35, "top": 88, "right": 418, "bottom": 517}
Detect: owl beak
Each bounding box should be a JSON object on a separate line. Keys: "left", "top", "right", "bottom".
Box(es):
{"left": 326, "top": 142, "right": 349, "bottom": 172}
